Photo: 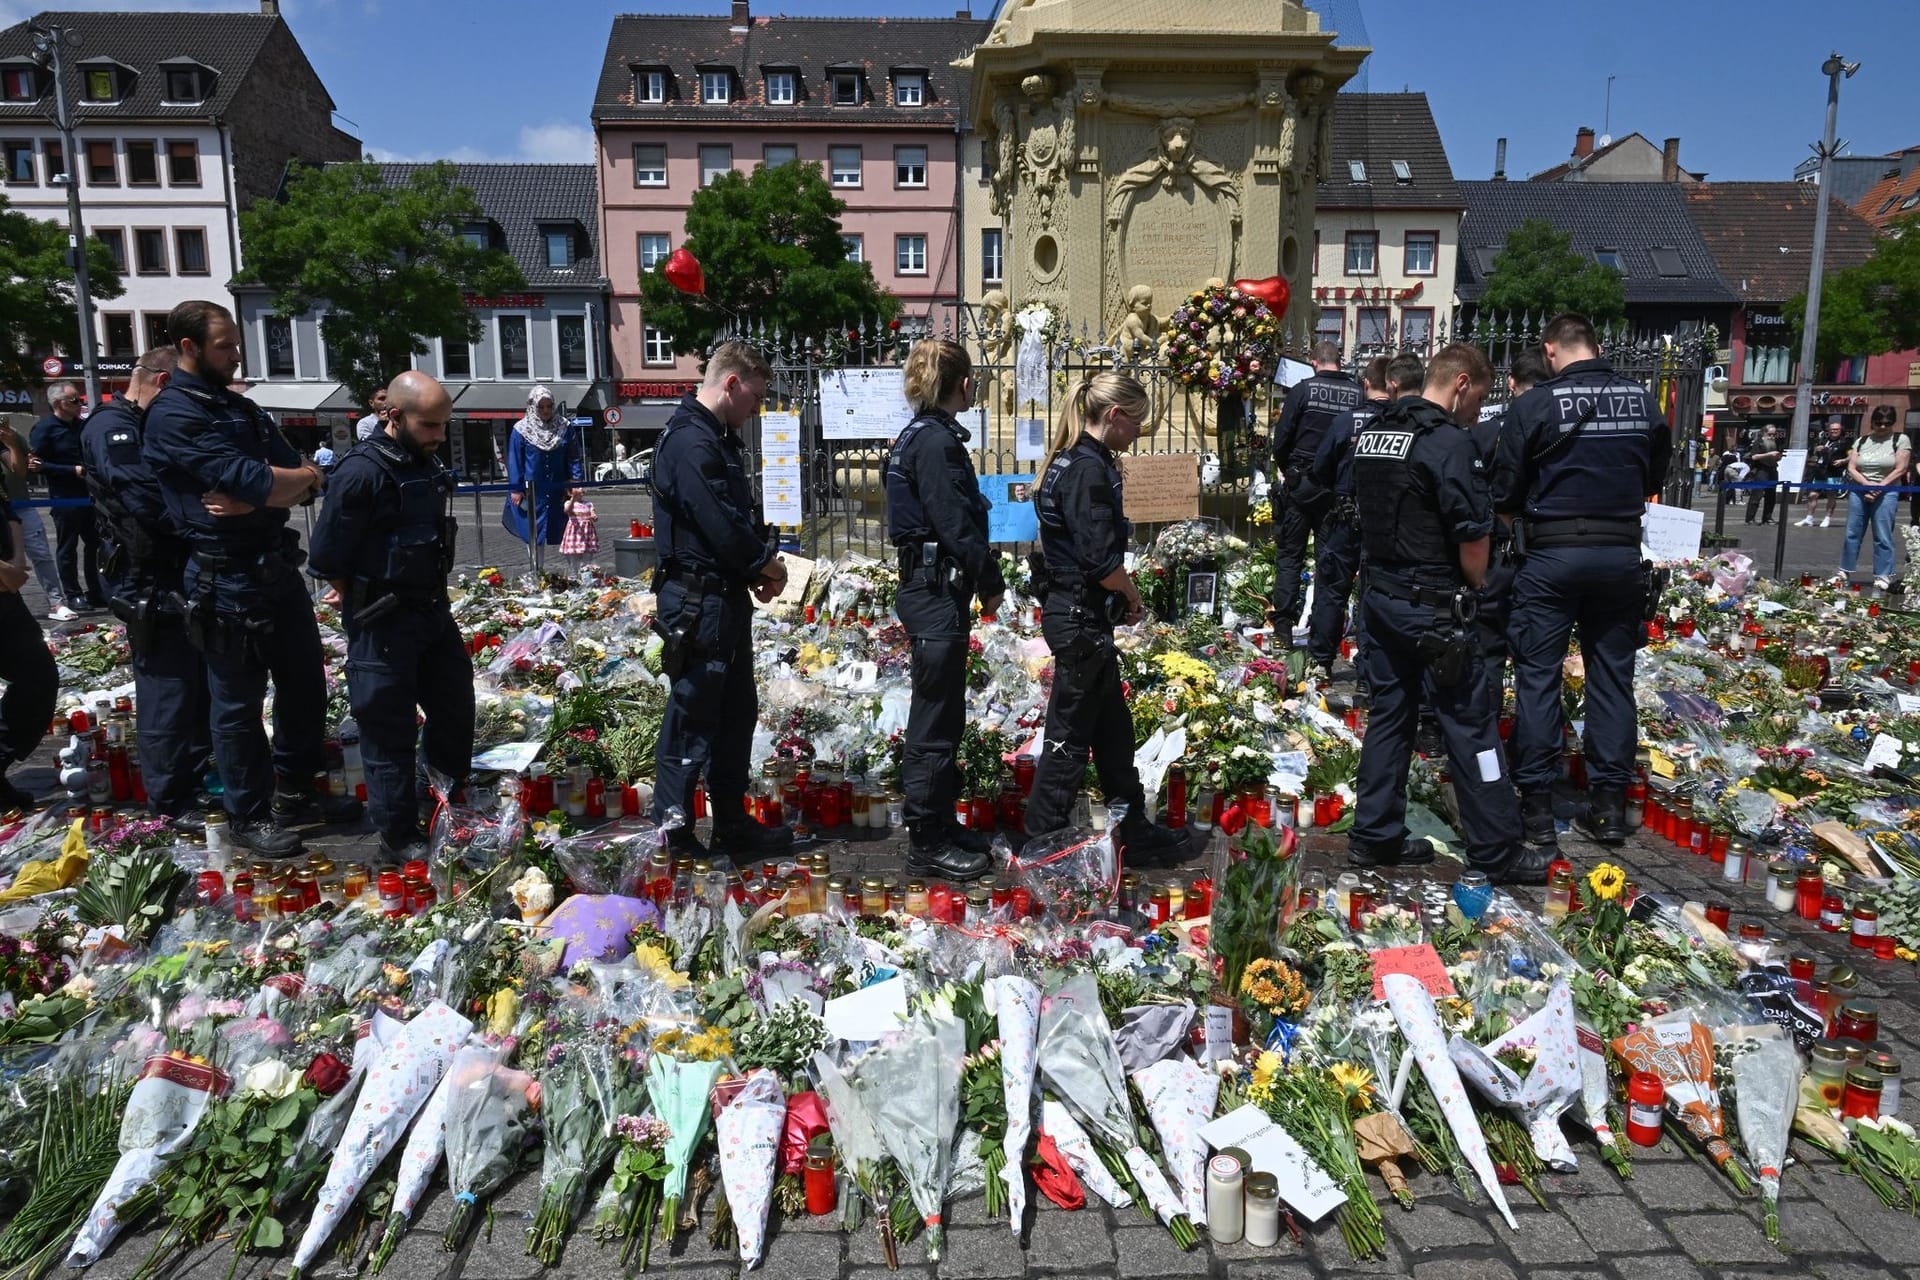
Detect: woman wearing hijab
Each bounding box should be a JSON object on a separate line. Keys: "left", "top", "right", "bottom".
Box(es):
{"left": 501, "top": 384, "right": 584, "bottom": 569}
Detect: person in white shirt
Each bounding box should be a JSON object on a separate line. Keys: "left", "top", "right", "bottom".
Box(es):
{"left": 355, "top": 387, "right": 390, "bottom": 441}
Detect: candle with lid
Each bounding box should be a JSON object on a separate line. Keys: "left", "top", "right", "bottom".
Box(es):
{"left": 1205, "top": 1155, "right": 1244, "bottom": 1244}
{"left": 1243, "top": 1171, "right": 1280, "bottom": 1248}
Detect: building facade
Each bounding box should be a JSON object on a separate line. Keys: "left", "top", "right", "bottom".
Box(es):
{"left": 234, "top": 162, "right": 611, "bottom": 480}
{"left": 0, "top": 2, "right": 357, "bottom": 406}
{"left": 592, "top": 1, "right": 988, "bottom": 413}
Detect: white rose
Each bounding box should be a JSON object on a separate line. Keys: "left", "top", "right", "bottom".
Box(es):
{"left": 240, "top": 1058, "right": 300, "bottom": 1100}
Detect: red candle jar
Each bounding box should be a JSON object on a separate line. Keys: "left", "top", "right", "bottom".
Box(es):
{"left": 1704, "top": 901, "right": 1732, "bottom": 932}
{"left": 1166, "top": 765, "right": 1188, "bottom": 829}
{"left": 621, "top": 784, "right": 641, "bottom": 817}
{"left": 1185, "top": 877, "right": 1212, "bottom": 919}
{"left": 1313, "top": 794, "right": 1336, "bottom": 827}
{"left": 585, "top": 776, "right": 606, "bottom": 820}
{"left": 1707, "top": 829, "right": 1730, "bottom": 864}
{"left": 1796, "top": 869, "right": 1826, "bottom": 921}
{"left": 1014, "top": 755, "right": 1036, "bottom": 795}
{"left": 1852, "top": 904, "right": 1880, "bottom": 949}
{"left": 1821, "top": 891, "right": 1846, "bottom": 932}
{"left": 377, "top": 871, "right": 406, "bottom": 917}
{"left": 804, "top": 1141, "right": 837, "bottom": 1215}
{"left": 1349, "top": 884, "right": 1377, "bottom": 932}
{"left": 1624, "top": 781, "right": 1646, "bottom": 828}
{"left": 196, "top": 869, "right": 225, "bottom": 906}
{"left": 1834, "top": 1001, "right": 1880, "bottom": 1043}
{"left": 969, "top": 794, "right": 994, "bottom": 832}
{"left": 1843, "top": 1067, "right": 1885, "bottom": 1120}
{"left": 1789, "top": 952, "right": 1817, "bottom": 982}
{"left": 693, "top": 782, "right": 708, "bottom": 821}
{"left": 1626, "top": 1072, "right": 1665, "bottom": 1147}
{"left": 1678, "top": 617, "right": 1696, "bottom": 638}
{"left": 1875, "top": 935, "right": 1898, "bottom": 961}
{"left": 532, "top": 772, "right": 555, "bottom": 813}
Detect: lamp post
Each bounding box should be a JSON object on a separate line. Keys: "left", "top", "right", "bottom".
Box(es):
{"left": 1775, "top": 51, "right": 1858, "bottom": 579}
{"left": 28, "top": 20, "right": 100, "bottom": 410}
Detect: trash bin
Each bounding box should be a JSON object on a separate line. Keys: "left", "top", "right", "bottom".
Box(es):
{"left": 613, "top": 536, "right": 657, "bottom": 581}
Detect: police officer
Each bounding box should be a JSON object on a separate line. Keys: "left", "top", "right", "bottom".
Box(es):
{"left": 29, "top": 380, "right": 107, "bottom": 613}
{"left": 1495, "top": 313, "right": 1671, "bottom": 846}
{"left": 0, "top": 472, "right": 54, "bottom": 809}
{"left": 1348, "top": 344, "right": 1545, "bottom": 884}
{"left": 649, "top": 340, "right": 792, "bottom": 859}
{"left": 1027, "top": 372, "right": 1184, "bottom": 865}
{"left": 81, "top": 347, "right": 213, "bottom": 833}
{"left": 308, "top": 372, "right": 470, "bottom": 861}
{"left": 143, "top": 300, "right": 363, "bottom": 858}
{"left": 1468, "top": 346, "right": 1549, "bottom": 729}
{"left": 885, "top": 339, "right": 1003, "bottom": 880}
{"left": 1270, "top": 341, "right": 1364, "bottom": 633}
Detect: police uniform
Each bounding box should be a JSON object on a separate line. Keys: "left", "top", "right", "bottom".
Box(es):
{"left": 307, "top": 432, "right": 470, "bottom": 855}
{"left": 1303, "top": 395, "right": 1382, "bottom": 667}
{"left": 1027, "top": 433, "right": 1181, "bottom": 862}
{"left": 0, "top": 487, "right": 55, "bottom": 805}
{"left": 28, "top": 410, "right": 106, "bottom": 609}
{"left": 1270, "top": 368, "right": 1364, "bottom": 628}
{"left": 82, "top": 397, "right": 211, "bottom": 823}
{"left": 1468, "top": 406, "right": 1518, "bottom": 720}
{"left": 143, "top": 369, "right": 356, "bottom": 843}
{"left": 1494, "top": 356, "right": 1670, "bottom": 841}
{"left": 1349, "top": 396, "right": 1522, "bottom": 874}
{"left": 884, "top": 407, "right": 1004, "bottom": 863}
{"left": 648, "top": 392, "right": 785, "bottom": 855}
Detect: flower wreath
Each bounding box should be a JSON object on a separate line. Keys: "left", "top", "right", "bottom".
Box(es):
{"left": 1161, "top": 284, "right": 1281, "bottom": 398}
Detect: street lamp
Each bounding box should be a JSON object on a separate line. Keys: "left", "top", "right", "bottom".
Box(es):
{"left": 27, "top": 20, "right": 100, "bottom": 410}
{"left": 1775, "top": 51, "right": 1858, "bottom": 578}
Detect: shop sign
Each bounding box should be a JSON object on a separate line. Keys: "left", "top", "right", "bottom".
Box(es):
{"left": 464, "top": 293, "right": 546, "bottom": 308}
{"left": 618, "top": 380, "right": 696, "bottom": 400}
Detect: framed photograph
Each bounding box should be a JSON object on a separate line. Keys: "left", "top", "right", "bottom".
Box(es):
{"left": 1186, "top": 570, "right": 1218, "bottom": 617}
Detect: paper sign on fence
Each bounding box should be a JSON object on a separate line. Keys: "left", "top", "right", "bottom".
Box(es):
{"left": 1777, "top": 449, "right": 1808, "bottom": 486}
{"left": 1642, "top": 503, "right": 1704, "bottom": 563}
{"left": 1198, "top": 1104, "right": 1346, "bottom": 1221}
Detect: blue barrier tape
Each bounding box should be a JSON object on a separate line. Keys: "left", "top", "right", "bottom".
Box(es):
{"left": 6, "top": 473, "right": 656, "bottom": 511}
{"left": 1718, "top": 480, "right": 1920, "bottom": 495}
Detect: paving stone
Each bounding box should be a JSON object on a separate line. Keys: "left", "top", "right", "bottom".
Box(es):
{"left": 1024, "top": 1208, "right": 1117, "bottom": 1269}
{"left": 1384, "top": 1202, "right": 1496, "bottom": 1251}
{"left": 1664, "top": 1213, "right": 1781, "bottom": 1264}
{"left": 1808, "top": 1264, "right": 1903, "bottom": 1280}
{"left": 851, "top": 1270, "right": 934, "bottom": 1280}
{"left": 1316, "top": 1232, "right": 1407, "bottom": 1275}
{"left": 756, "top": 1229, "right": 842, "bottom": 1279}
{"left": 1110, "top": 1227, "right": 1197, "bottom": 1278}
{"left": 1611, "top": 1255, "right": 1706, "bottom": 1280}
{"left": 847, "top": 1222, "right": 932, "bottom": 1268}
{"left": 1410, "top": 1261, "right": 1517, "bottom": 1280}
{"left": 1524, "top": 1272, "right": 1609, "bottom": 1280}
{"left": 1769, "top": 1198, "right": 1867, "bottom": 1255}
{"left": 1560, "top": 1192, "right": 1677, "bottom": 1254}
{"left": 936, "top": 1228, "right": 1029, "bottom": 1279}
{"left": 1619, "top": 1157, "right": 1738, "bottom": 1210}
{"left": 456, "top": 1238, "right": 546, "bottom": 1280}
{"left": 1223, "top": 1264, "right": 1317, "bottom": 1280}
{"left": 1542, "top": 1158, "right": 1630, "bottom": 1197}
{"left": 1501, "top": 1208, "right": 1599, "bottom": 1265}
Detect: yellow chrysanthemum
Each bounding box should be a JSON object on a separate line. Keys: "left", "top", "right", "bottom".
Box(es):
{"left": 1329, "top": 1062, "right": 1376, "bottom": 1112}
{"left": 1586, "top": 862, "right": 1628, "bottom": 902}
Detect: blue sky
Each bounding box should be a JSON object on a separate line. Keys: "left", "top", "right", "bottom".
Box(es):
{"left": 7, "top": 0, "right": 1916, "bottom": 178}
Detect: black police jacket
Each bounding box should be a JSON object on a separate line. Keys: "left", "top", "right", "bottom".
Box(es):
{"left": 143, "top": 369, "right": 298, "bottom": 555}
{"left": 1311, "top": 398, "right": 1386, "bottom": 502}
{"left": 1354, "top": 396, "right": 1492, "bottom": 582}
{"left": 1037, "top": 432, "right": 1128, "bottom": 591}
{"left": 884, "top": 409, "right": 1005, "bottom": 597}
{"left": 1492, "top": 357, "right": 1672, "bottom": 520}
{"left": 649, "top": 393, "right": 774, "bottom": 586}
{"left": 308, "top": 434, "right": 457, "bottom": 594}
{"left": 81, "top": 399, "right": 184, "bottom": 594}
{"left": 1273, "top": 371, "right": 1364, "bottom": 475}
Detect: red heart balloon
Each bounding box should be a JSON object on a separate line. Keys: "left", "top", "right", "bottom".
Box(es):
{"left": 662, "top": 247, "right": 706, "bottom": 296}
{"left": 1232, "top": 275, "right": 1290, "bottom": 316}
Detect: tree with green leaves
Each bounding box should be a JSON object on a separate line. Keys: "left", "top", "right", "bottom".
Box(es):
{"left": 238, "top": 161, "right": 523, "bottom": 403}
{"left": 1478, "top": 218, "right": 1628, "bottom": 327}
{"left": 0, "top": 194, "right": 123, "bottom": 386}
{"left": 638, "top": 160, "right": 896, "bottom": 355}
{"left": 1788, "top": 213, "right": 1920, "bottom": 368}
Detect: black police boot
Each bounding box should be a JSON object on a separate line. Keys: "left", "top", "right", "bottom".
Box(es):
{"left": 906, "top": 826, "right": 992, "bottom": 882}
{"left": 1520, "top": 791, "right": 1558, "bottom": 846}
{"left": 664, "top": 825, "right": 708, "bottom": 858}
{"left": 948, "top": 823, "right": 996, "bottom": 856}
{"left": 1490, "top": 846, "right": 1558, "bottom": 887}
{"left": 379, "top": 826, "right": 430, "bottom": 863}
{"left": 1117, "top": 816, "right": 1190, "bottom": 868}
{"left": 1348, "top": 837, "right": 1435, "bottom": 869}
{"left": 272, "top": 784, "right": 365, "bottom": 827}
{"left": 1573, "top": 789, "right": 1629, "bottom": 846}
{"left": 229, "top": 815, "right": 302, "bottom": 858}
{"left": 710, "top": 819, "right": 794, "bottom": 861}
{"left": 163, "top": 809, "right": 207, "bottom": 837}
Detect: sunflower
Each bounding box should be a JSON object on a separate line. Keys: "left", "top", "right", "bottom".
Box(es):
{"left": 1328, "top": 1062, "right": 1376, "bottom": 1112}
{"left": 1586, "top": 862, "right": 1628, "bottom": 902}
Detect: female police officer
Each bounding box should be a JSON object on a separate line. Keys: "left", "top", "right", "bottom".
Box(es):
{"left": 1024, "top": 371, "right": 1185, "bottom": 866}
{"left": 884, "top": 340, "right": 1003, "bottom": 880}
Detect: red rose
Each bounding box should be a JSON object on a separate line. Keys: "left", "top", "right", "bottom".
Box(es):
{"left": 1219, "top": 803, "right": 1248, "bottom": 836}
{"left": 303, "top": 1052, "right": 350, "bottom": 1097}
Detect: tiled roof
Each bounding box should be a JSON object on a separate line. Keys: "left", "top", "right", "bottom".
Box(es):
{"left": 1455, "top": 180, "right": 1738, "bottom": 305}
{"left": 1318, "top": 92, "right": 1461, "bottom": 210}
{"left": 1852, "top": 151, "right": 1920, "bottom": 232}
{"left": 373, "top": 163, "right": 603, "bottom": 289}
{"left": 0, "top": 9, "right": 295, "bottom": 120}
{"left": 1528, "top": 132, "right": 1705, "bottom": 184}
{"left": 1682, "top": 181, "right": 1880, "bottom": 303}
{"left": 594, "top": 13, "right": 990, "bottom": 126}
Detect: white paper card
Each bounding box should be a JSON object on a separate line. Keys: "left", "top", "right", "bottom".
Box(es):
{"left": 1867, "top": 732, "right": 1905, "bottom": 770}
{"left": 1642, "top": 503, "right": 1705, "bottom": 563}
{"left": 1202, "top": 1005, "right": 1234, "bottom": 1063}
{"left": 822, "top": 976, "right": 908, "bottom": 1042}
{"left": 471, "top": 740, "right": 545, "bottom": 774}
{"left": 1198, "top": 1104, "right": 1347, "bottom": 1222}
{"left": 1015, "top": 417, "right": 1047, "bottom": 462}
{"left": 1897, "top": 694, "right": 1920, "bottom": 715}
{"left": 820, "top": 367, "right": 907, "bottom": 440}
{"left": 1777, "top": 449, "right": 1808, "bottom": 486}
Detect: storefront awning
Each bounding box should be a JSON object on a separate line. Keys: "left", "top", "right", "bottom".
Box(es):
{"left": 246, "top": 381, "right": 343, "bottom": 412}
{"left": 452, "top": 381, "right": 604, "bottom": 420}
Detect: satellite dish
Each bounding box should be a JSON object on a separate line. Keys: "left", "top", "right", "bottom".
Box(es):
{"left": 1597, "top": 133, "right": 1612, "bottom": 148}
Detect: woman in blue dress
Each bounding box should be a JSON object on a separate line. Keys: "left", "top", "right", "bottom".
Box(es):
{"left": 501, "top": 384, "right": 583, "bottom": 569}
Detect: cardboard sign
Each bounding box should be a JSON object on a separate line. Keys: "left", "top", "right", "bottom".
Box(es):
{"left": 753, "top": 553, "right": 815, "bottom": 612}
{"left": 1118, "top": 452, "right": 1202, "bottom": 525}
{"left": 1199, "top": 1104, "right": 1346, "bottom": 1222}
{"left": 980, "top": 473, "right": 1039, "bottom": 543}
{"left": 1369, "top": 943, "right": 1457, "bottom": 1002}
{"left": 1641, "top": 502, "right": 1704, "bottom": 563}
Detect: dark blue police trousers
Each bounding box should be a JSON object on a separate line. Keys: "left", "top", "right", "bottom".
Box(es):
{"left": 345, "top": 606, "right": 474, "bottom": 847}
{"left": 651, "top": 577, "right": 757, "bottom": 830}
{"left": 1506, "top": 545, "right": 1643, "bottom": 795}
{"left": 200, "top": 571, "right": 327, "bottom": 822}
{"left": 895, "top": 574, "right": 971, "bottom": 833}
{"left": 134, "top": 614, "right": 210, "bottom": 815}
{"left": 1306, "top": 515, "right": 1361, "bottom": 666}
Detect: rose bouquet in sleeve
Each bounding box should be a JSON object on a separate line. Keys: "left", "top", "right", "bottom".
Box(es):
{"left": 646, "top": 1027, "right": 730, "bottom": 1245}
{"left": 368, "top": 1062, "right": 458, "bottom": 1272}
{"left": 1715, "top": 1027, "right": 1797, "bottom": 1243}
{"left": 1612, "top": 1017, "right": 1751, "bottom": 1194}
{"left": 1209, "top": 807, "right": 1298, "bottom": 1001}
{"left": 985, "top": 975, "right": 1040, "bottom": 1235}
{"left": 1128, "top": 1056, "right": 1218, "bottom": 1226}
{"left": 440, "top": 1047, "right": 541, "bottom": 1251}
{"left": 845, "top": 1006, "right": 965, "bottom": 1260}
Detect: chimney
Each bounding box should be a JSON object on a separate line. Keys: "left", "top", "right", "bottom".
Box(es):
{"left": 260, "top": 0, "right": 279, "bottom": 14}
{"left": 730, "top": 0, "right": 749, "bottom": 30}
{"left": 1493, "top": 137, "right": 1507, "bottom": 180}
{"left": 1901, "top": 150, "right": 1920, "bottom": 179}
{"left": 1573, "top": 127, "right": 1595, "bottom": 159}
{"left": 1662, "top": 137, "right": 1682, "bottom": 183}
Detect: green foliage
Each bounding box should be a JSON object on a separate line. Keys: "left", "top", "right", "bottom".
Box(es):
{"left": 637, "top": 161, "right": 896, "bottom": 355}
{"left": 1787, "top": 212, "right": 1920, "bottom": 367}
{"left": 0, "top": 194, "right": 123, "bottom": 386}
{"left": 238, "top": 162, "right": 523, "bottom": 404}
{"left": 1479, "top": 219, "right": 1627, "bottom": 326}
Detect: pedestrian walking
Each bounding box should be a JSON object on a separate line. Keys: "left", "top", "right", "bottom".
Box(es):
{"left": 1743, "top": 426, "right": 1783, "bottom": 524}
{"left": 501, "top": 385, "right": 584, "bottom": 572}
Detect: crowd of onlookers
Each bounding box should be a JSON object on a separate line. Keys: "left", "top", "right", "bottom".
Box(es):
{"left": 1711, "top": 409, "right": 1911, "bottom": 587}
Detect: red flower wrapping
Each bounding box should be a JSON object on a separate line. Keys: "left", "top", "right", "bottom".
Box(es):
{"left": 779, "top": 1090, "right": 830, "bottom": 1176}
{"left": 1030, "top": 1134, "right": 1086, "bottom": 1211}
{"left": 303, "top": 1051, "right": 350, "bottom": 1097}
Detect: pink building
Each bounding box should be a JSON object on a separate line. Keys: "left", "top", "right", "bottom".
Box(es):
{"left": 593, "top": 1, "right": 987, "bottom": 419}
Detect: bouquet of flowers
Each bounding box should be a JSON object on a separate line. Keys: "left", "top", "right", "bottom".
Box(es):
{"left": 1613, "top": 1018, "right": 1751, "bottom": 1193}
{"left": 440, "top": 1047, "right": 541, "bottom": 1251}
{"left": 846, "top": 1006, "right": 965, "bottom": 1260}
{"left": 1128, "top": 1057, "right": 1218, "bottom": 1226}
{"left": 646, "top": 1032, "right": 728, "bottom": 1243}
{"left": 810, "top": 1048, "right": 902, "bottom": 1263}
{"left": 713, "top": 1069, "right": 787, "bottom": 1268}
{"left": 526, "top": 1023, "right": 645, "bottom": 1265}
{"left": 1210, "top": 807, "right": 1298, "bottom": 1000}
{"left": 1447, "top": 979, "right": 1584, "bottom": 1171}
{"left": 589, "top": 1114, "right": 670, "bottom": 1266}
{"left": 986, "top": 975, "right": 1039, "bottom": 1234}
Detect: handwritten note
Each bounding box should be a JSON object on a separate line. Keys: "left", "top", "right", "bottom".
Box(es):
{"left": 1641, "top": 503, "right": 1704, "bottom": 563}
{"left": 1118, "top": 453, "right": 1202, "bottom": 525}
{"left": 980, "top": 473, "right": 1039, "bottom": 543}
{"left": 1369, "top": 944, "right": 1458, "bottom": 1002}
{"left": 1198, "top": 1104, "right": 1346, "bottom": 1221}
{"left": 1016, "top": 417, "right": 1047, "bottom": 462}
{"left": 819, "top": 367, "right": 907, "bottom": 440}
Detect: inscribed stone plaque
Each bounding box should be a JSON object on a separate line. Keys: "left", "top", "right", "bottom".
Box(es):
{"left": 1121, "top": 184, "right": 1232, "bottom": 303}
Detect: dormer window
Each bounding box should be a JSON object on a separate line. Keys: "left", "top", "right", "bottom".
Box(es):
{"left": 700, "top": 70, "right": 731, "bottom": 104}
{"left": 634, "top": 68, "right": 666, "bottom": 104}
{"left": 542, "top": 225, "right": 573, "bottom": 270}
{"left": 78, "top": 62, "right": 132, "bottom": 103}
{"left": 831, "top": 71, "right": 862, "bottom": 106}
{"left": 1, "top": 65, "right": 39, "bottom": 102}
{"left": 461, "top": 222, "right": 489, "bottom": 250}
{"left": 765, "top": 69, "right": 796, "bottom": 105}
{"left": 160, "top": 61, "right": 214, "bottom": 104}
{"left": 895, "top": 71, "right": 926, "bottom": 106}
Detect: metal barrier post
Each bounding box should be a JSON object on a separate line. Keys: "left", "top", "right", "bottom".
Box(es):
{"left": 473, "top": 487, "right": 484, "bottom": 565}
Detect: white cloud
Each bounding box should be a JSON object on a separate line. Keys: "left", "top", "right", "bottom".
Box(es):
{"left": 366, "top": 121, "right": 594, "bottom": 166}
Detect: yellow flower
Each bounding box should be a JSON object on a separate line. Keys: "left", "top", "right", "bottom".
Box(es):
{"left": 1247, "top": 1049, "right": 1284, "bottom": 1106}
{"left": 1586, "top": 862, "right": 1627, "bottom": 902}
{"left": 632, "top": 942, "right": 690, "bottom": 991}
{"left": 1329, "top": 1062, "right": 1376, "bottom": 1112}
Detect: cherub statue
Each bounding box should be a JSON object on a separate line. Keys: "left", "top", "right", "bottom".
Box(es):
{"left": 978, "top": 289, "right": 1015, "bottom": 413}
{"left": 1114, "top": 285, "right": 1161, "bottom": 362}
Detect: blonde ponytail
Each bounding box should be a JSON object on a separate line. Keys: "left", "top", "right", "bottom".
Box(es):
{"left": 902, "top": 339, "right": 972, "bottom": 415}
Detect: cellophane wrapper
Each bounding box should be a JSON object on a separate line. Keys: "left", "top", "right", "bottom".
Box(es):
{"left": 714, "top": 1070, "right": 786, "bottom": 1268}
{"left": 987, "top": 975, "right": 1040, "bottom": 1234}
{"left": 847, "top": 1012, "right": 964, "bottom": 1259}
